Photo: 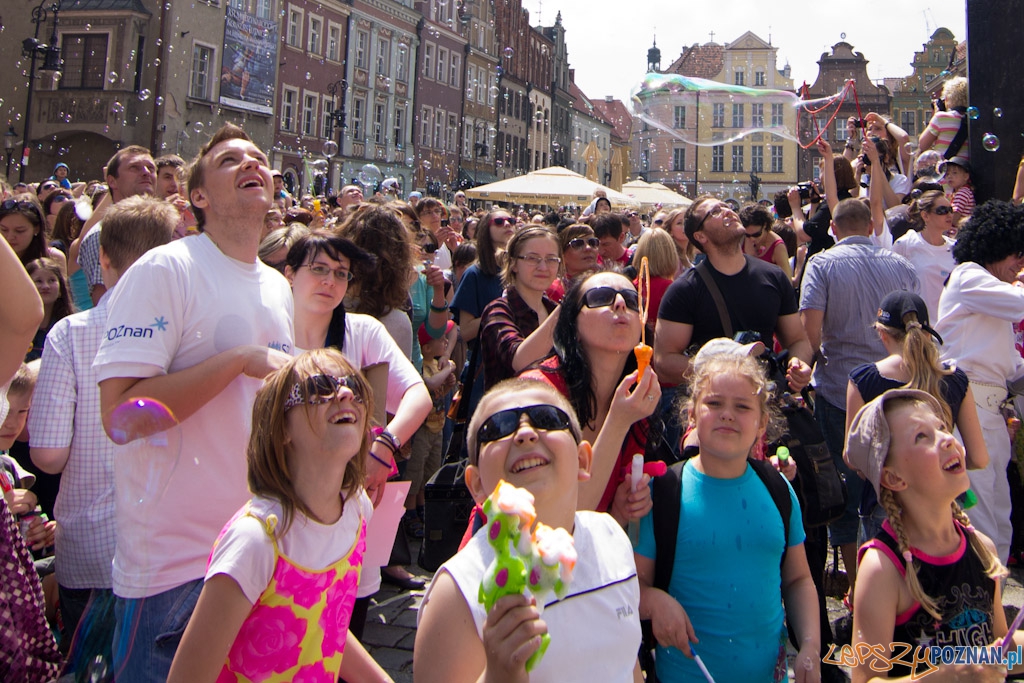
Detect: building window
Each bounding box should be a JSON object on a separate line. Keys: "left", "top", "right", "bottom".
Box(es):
{"left": 281, "top": 88, "right": 297, "bottom": 131}
{"left": 732, "top": 103, "right": 744, "bottom": 128}
{"left": 394, "top": 107, "right": 405, "bottom": 147}
{"left": 448, "top": 113, "right": 458, "bottom": 152}
{"left": 352, "top": 96, "right": 365, "bottom": 140}
{"left": 755, "top": 71, "right": 765, "bottom": 86}
{"left": 771, "top": 103, "right": 784, "bottom": 127}
{"left": 436, "top": 0, "right": 450, "bottom": 24}
{"left": 771, "top": 145, "right": 783, "bottom": 173}
{"left": 734, "top": 71, "right": 744, "bottom": 86}
{"left": 287, "top": 8, "right": 302, "bottom": 48}
{"left": 60, "top": 34, "right": 107, "bottom": 89}
{"left": 434, "top": 113, "right": 443, "bottom": 149}
{"left": 420, "top": 107, "right": 432, "bottom": 146}
{"left": 901, "top": 110, "right": 917, "bottom": 136}
{"left": 377, "top": 38, "right": 390, "bottom": 76}
{"left": 327, "top": 24, "right": 340, "bottom": 62}
{"left": 190, "top": 44, "right": 214, "bottom": 100}
{"left": 322, "top": 98, "right": 334, "bottom": 139}
{"left": 712, "top": 145, "right": 724, "bottom": 172}
{"left": 751, "top": 145, "right": 763, "bottom": 173}
{"left": 835, "top": 123, "right": 849, "bottom": 142}
{"left": 397, "top": 45, "right": 408, "bottom": 82}
{"left": 355, "top": 30, "right": 368, "bottom": 69}
{"left": 450, "top": 55, "right": 461, "bottom": 89}
{"left": 816, "top": 117, "right": 828, "bottom": 140}
{"left": 374, "top": 103, "right": 385, "bottom": 144}
{"left": 423, "top": 44, "right": 434, "bottom": 79}
{"left": 437, "top": 48, "right": 447, "bottom": 83}
{"left": 308, "top": 16, "right": 321, "bottom": 54}
{"left": 751, "top": 103, "right": 763, "bottom": 128}
{"left": 466, "top": 64, "right": 475, "bottom": 101}
{"left": 302, "top": 93, "right": 317, "bottom": 136}
{"left": 673, "top": 147, "right": 685, "bottom": 172}
{"left": 731, "top": 145, "right": 744, "bottom": 172}
{"left": 674, "top": 105, "right": 686, "bottom": 129}
{"left": 712, "top": 103, "right": 725, "bottom": 128}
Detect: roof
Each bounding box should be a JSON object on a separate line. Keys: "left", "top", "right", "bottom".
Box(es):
{"left": 664, "top": 42, "right": 724, "bottom": 79}
{"left": 568, "top": 80, "right": 610, "bottom": 126}
{"left": 60, "top": 0, "right": 151, "bottom": 13}
{"left": 591, "top": 98, "right": 633, "bottom": 144}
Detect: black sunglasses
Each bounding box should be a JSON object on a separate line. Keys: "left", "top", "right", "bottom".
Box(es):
{"left": 567, "top": 236, "right": 600, "bottom": 250}
{"left": 421, "top": 242, "right": 439, "bottom": 254}
{"left": 40, "top": 184, "right": 57, "bottom": 192}
{"left": 284, "top": 373, "right": 363, "bottom": 410}
{"left": 930, "top": 205, "right": 952, "bottom": 216}
{"left": 491, "top": 216, "right": 513, "bottom": 226}
{"left": 582, "top": 286, "right": 639, "bottom": 311}
{"left": 476, "top": 404, "right": 577, "bottom": 451}
{"left": 52, "top": 194, "right": 72, "bottom": 204}
{"left": 745, "top": 226, "right": 767, "bottom": 239}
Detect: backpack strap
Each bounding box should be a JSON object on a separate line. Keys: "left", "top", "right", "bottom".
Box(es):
{"left": 749, "top": 458, "right": 792, "bottom": 567}
{"left": 651, "top": 461, "right": 685, "bottom": 592}
{"left": 695, "top": 260, "right": 734, "bottom": 338}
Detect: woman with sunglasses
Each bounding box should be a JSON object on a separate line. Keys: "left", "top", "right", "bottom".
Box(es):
{"left": 0, "top": 196, "right": 68, "bottom": 272}
{"left": 521, "top": 271, "right": 661, "bottom": 526}
{"left": 479, "top": 226, "right": 561, "bottom": 390}
{"left": 893, "top": 190, "right": 956, "bottom": 318}
{"left": 547, "top": 224, "right": 600, "bottom": 302}
{"left": 739, "top": 203, "right": 793, "bottom": 279}
{"left": 43, "top": 190, "right": 73, "bottom": 234}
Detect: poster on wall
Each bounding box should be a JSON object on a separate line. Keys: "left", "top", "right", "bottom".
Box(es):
{"left": 220, "top": 5, "right": 278, "bottom": 115}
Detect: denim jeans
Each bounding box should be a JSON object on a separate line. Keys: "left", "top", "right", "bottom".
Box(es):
{"left": 814, "top": 395, "right": 863, "bottom": 546}
{"left": 112, "top": 578, "right": 202, "bottom": 682}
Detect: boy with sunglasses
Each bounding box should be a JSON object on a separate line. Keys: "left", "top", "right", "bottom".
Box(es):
{"left": 415, "top": 378, "right": 643, "bottom": 683}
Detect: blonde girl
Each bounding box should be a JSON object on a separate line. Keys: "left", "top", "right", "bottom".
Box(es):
{"left": 636, "top": 351, "right": 820, "bottom": 683}
{"left": 168, "top": 349, "right": 392, "bottom": 683}
{"left": 846, "top": 390, "right": 1020, "bottom": 682}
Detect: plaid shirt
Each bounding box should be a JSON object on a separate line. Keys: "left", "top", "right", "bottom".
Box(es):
{"left": 479, "top": 287, "right": 557, "bottom": 390}
{"left": 77, "top": 224, "right": 104, "bottom": 289}
{"left": 28, "top": 294, "right": 115, "bottom": 589}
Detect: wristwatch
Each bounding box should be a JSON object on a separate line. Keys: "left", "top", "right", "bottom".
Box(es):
{"left": 374, "top": 427, "right": 401, "bottom": 453}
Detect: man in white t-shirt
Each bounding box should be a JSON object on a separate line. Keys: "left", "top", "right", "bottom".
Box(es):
{"left": 95, "top": 124, "right": 294, "bottom": 682}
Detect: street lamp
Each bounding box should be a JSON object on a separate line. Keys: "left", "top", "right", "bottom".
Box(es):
{"left": 4, "top": 127, "right": 17, "bottom": 182}
{"left": 20, "top": 0, "right": 64, "bottom": 183}
{"left": 325, "top": 79, "right": 348, "bottom": 191}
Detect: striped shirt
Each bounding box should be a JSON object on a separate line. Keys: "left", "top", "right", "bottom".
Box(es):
{"left": 28, "top": 294, "right": 116, "bottom": 589}
{"left": 799, "top": 236, "right": 919, "bottom": 408}
{"left": 951, "top": 186, "right": 975, "bottom": 217}
{"left": 924, "top": 110, "right": 968, "bottom": 160}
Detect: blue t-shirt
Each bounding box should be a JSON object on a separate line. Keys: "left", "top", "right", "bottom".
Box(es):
{"left": 636, "top": 462, "right": 805, "bottom": 683}
{"left": 451, "top": 264, "right": 503, "bottom": 320}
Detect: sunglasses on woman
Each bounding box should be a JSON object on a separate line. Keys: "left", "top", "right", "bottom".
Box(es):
{"left": 582, "top": 286, "right": 639, "bottom": 311}
{"left": 475, "top": 404, "right": 578, "bottom": 452}
{"left": 567, "top": 236, "right": 600, "bottom": 250}
{"left": 491, "top": 216, "right": 513, "bottom": 227}
{"left": 930, "top": 205, "right": 952, "bottom": 216}
{"left": 744, "top": 227, "right": 767, "bottom": 239}
{"left": 284, "top": 373, "right": 363, "bottom": 410}
{"left": 52, "top": 194, "right": 72, "bottom": 205}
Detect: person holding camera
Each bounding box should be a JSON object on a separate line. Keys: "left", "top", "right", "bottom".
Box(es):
{"left": 919, "top": 77, "right": 970, "bottom": 161}
{"left": 788, "top": 140, "right": 858, "bottom": 259}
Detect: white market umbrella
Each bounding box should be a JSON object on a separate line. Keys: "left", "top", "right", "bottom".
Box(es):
{"left": 465, "top": 166, "right": 640, "bottom": 209}
{"left": 622, "top": 179, "right": 693, "bottom": 210}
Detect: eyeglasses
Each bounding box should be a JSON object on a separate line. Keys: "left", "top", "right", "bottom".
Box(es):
{"left": 476, "top": 404, "right": 577, "bottom": 452}
{"left": 284, "top": 373, "right": 363, "bottom": 410}
{"left": 302, "top": 263, "right": 354, "bottom": 283}
{"left": 695, "top": 203, "right": 728, "bottom": 231}
{"left": 39, "top": 184, "right": 57, "bottom": 192}
{"left": 581, "top": 286, "right": 640, "bottom": 311}
{"left": 744, "top": 227, "right": 766, "bottom": 239}
{"left": 516, "top": 254, "right": 561, "bottom": 268}
{"left": 567, "top": 236, "right": 600, "bottom": 250}
{"left": 491, "top": 216, "right": 513, "bottom": 227}
{"left": 930, "top": 205, "right": 952, "bottom": 216}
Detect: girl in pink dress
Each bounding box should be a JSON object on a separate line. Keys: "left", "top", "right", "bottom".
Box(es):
{"left": 168, "top": 349, "right": 392, "bottom": 683}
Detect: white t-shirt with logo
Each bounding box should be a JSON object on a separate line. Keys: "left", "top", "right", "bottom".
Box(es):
{"left": 94, "top": 233, "right": 294, "bottom": 598}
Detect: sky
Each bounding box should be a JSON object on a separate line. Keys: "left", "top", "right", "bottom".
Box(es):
{"left": 522, "top": 0, "right": 967, "bottom": 105}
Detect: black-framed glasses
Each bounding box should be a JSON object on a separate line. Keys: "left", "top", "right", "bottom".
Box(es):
{"left": 516, "top": 254, "right": 561, "bottom": 268}
{"left": 302, "top": 263, "right": 354, "bottom": 283}
{"left": 931, "top": 205, "right": 952, "bottom": 216}
{"left": 284, "top": 373, "right": 363, "bottom": 410}
{"left": 476, "top": 404, "right": 578, "bottom": 450}
{"left": 567, "top": 236, "right": 600, "bottom": 250}
{"left": 695, "top": 203, "right": 728, "bottom": 231}
{"left": 582, "top": 286, "right": 639, "bottom": 311}
{"left": 491, "top": 216, "right": 512, "bottom": 227}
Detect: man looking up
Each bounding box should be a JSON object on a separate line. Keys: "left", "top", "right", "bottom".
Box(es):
{"left": 94, "top": 124, "right": 294, "bottom": 681}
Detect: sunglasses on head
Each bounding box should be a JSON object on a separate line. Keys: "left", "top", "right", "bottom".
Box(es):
{"left": 491, "top": 216, "right": 513, "bottom": 227}
{"left": 582, "top": 286, "right": 639, "bottom": 311}
{"left": 930, "top": 205, "right": 952, "bottom": 216}
{"left": 1, "top": 199, "right": 40, "bottom": 213}
{"left": 567, "top": 236, "right": 600, "bottom": 250}
{"left": 475, "top": 404, "right": 577, "bottom": 452}
{"left": 283, "top": 373, "right": 363, "bottom": 411}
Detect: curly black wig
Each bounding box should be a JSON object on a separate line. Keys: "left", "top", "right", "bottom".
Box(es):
{"left": 952, "top": 200, "right": 1024, "bottom": 266}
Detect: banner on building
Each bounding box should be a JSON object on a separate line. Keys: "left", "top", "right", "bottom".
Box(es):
{"left": 220, "top": 5, "right": 278, "bottom": 115}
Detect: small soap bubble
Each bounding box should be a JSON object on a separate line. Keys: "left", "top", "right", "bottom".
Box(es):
{"left": 155, "top": 96, "right": 164, "bottom": 106}
{"left": 966, "top": 106, "right": 980, "bottom": 120}
{"left": 305, "top": 71, "right": 312, "bottom": 80}
{"left": 193, "top": 121, "right": 205, "bottom": 133}
{"left": 153, "top": 58, "right": 160, "bottom": 67}
{"left": 422, "top": 160, "right": 432, "bottom": 171}
{"left": 503, "top": 47, "right": 513, "bottom": 59}
{"left": 137, "top": 89, "right": 152, "bottom": 101}
{"left": 994, "top": 107, "right": 1004, "bottom": 118}
{"left": 322, "top": 140, "right": 339, "bottom": 157}
{"left": 108, "top": 71, "right": 118, "bottom": 84}
{"left": 982, "top": 133, "right": 1000, "bottom": 152}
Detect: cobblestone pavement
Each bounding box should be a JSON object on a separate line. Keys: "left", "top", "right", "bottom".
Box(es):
{"left": 363, "top": 540, "right": 1024, "bottom": 682}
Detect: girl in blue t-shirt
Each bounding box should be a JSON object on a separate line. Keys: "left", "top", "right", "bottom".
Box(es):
{"left": 635, "top": 352, "right": 820, "bottom": 683}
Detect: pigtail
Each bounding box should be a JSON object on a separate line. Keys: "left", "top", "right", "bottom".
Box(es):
{"left": 900, "top": 318, "right": 953, "bottom": 427}
{"left": 951, "top": 501, "right": 1008, "bottom": 581}
{"left": 879, "top": 488, "right": 943, "bottom": 621}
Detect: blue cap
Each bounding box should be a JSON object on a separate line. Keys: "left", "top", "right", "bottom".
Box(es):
{"left": 408, "top": 191, "right": 423, "bottom": 199}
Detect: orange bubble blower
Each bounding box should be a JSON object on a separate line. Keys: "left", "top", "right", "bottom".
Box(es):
{"left": 635, "top": 256, "right": 653, "bottom": 382}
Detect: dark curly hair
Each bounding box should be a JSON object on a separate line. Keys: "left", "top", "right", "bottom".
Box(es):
{"left": 951, "top": 200, "right": 1024, "bottom": 266}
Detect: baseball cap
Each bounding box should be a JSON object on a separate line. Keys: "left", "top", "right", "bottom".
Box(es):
{"left": 845, "top": 388, "right": 945, "bottom": 496}
{"left": 876, "top": 290, "right": 943, "bottom": 344}
{"left": 691, "top": 337, "right": 766, "bottom": 373}
{"left": 939, "top": 156, "right": 971, "bottom": 175}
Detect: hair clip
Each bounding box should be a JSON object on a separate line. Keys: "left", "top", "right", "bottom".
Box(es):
{"left": 902, "top": 550, "right": 914, "bottom": 564}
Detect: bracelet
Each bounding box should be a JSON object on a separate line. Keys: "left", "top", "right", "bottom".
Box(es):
{"left": 368, "top": 448, "right": 400, "bottom": 478}
{"left": 429, "top": 302, "right": 450, "bottom": 312}
{"left": 369, "top": 449, "right": 394, "bottom": 469}
{"left": 373, "top": 435, "right": 399, "bottom": 456}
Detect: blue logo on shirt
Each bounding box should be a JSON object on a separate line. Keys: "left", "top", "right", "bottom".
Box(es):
{"left": 150, "top": 316, "right": 169, "bottom": 331}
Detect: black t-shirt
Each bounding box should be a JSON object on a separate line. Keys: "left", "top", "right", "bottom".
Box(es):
{"left": 802, "top": 190, "right": 852, "bottom": 257}
{"left": 657, "top": 255, "right": 799, "bottom": 351}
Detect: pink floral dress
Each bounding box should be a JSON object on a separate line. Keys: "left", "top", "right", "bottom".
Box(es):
{"left": 212, "top": 504, "right": 366, "bottom": 683}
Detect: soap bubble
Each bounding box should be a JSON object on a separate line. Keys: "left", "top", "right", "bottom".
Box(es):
{"left": 311, "top": 158, "right": 329, "bottom": 173}
{"left": 982, "top": 133, "right": 1000, "bottom": 152}
{"left": 193, "top": 121, "right": 205, "bottom": 133}
{"left": 108, "top": 71, "right": 118, "bottom": 84}
{"left": 966, "top": 106, "right": 980, "bottom": 120}
{"left": 322, "top": 140, "right": 339, "bottom": 157}
{"left": 358, "top": 163, "right": 383, "bottom": 186}
{"left": 111, "top": 102, "right": 124, "bottom": 115}
{"left": 109, "top": 398, "right": 182, "bottom": 506}
{"left": 305, "top": 71, "right": 311, "bottom": 80}
{"left": 155, "top": 96, "right": 164, "bottom": 106}
{"left": 422, "top": 160, "right": 432, "bottom": 171}
{"left": 994, "top": 107, "right": 1004, "bottom": 118}
{"left": 137, "top": 89, "right": 152, "bottom": 101}
{"left": 503, "top": 47, "right": 514, "bottom": 59}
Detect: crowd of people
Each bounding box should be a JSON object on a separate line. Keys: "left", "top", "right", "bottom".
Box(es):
{"left": 4, "top": 81, "right": 1024, "bottom": 682}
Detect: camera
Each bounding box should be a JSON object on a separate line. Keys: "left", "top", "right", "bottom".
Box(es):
{"left": 797, "top": 181, "right": 818, "bottom": 202}
{"left": 733, "top": 331, "right": 762, "bottom": 346}
{"left": 850, "top": 118, "right": 866, "bottom": 129}
{"left": 935, "top": 98, "right": 947, "bottom": 112}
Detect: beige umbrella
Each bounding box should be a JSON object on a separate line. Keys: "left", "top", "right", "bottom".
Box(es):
{"left": 464, "top": 166, "right": 640, "bottom": 209}
{"left": 622, "top": 179, "right": 692, "bottom": 210}
{"left": 609, "top": 148, "right": 624, "bottom": 192}
{"left": 583, "top": 140, "right": 601, "bottom": 182}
